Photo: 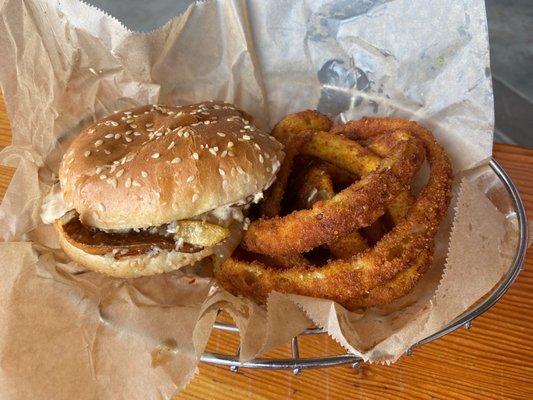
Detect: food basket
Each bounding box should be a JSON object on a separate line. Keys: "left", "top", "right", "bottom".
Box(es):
{"left": 200, "top": 158, "right": 528, "bottom": 373}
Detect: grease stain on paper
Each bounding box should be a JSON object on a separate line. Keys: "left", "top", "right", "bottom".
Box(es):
{"left": 151, "top": 338, "right": 178, "bottom": 367}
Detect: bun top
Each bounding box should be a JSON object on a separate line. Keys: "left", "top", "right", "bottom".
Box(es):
{"left": 59, "top": 102, "right": 283, "bottom": 230}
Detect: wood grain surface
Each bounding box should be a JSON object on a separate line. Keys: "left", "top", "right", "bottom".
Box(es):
{"left": 0, "top": 96, "right": 531, "bottom": 400}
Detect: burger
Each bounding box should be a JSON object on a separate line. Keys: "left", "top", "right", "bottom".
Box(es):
{"left": 41, "top": 102, "right": 283, "bottom": 278}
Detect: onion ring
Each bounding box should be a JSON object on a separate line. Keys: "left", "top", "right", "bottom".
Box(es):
{"left": 214, "top": 117, "right": 452, "bottom": 309}
{"left": 295, "top": 163, "right": 369, "bottom": 258}
{"left": 260, "top": 133, "right": 312, "bottom": 218}
{"left": 243, "top": 130, "right": 425, "bottom": 257}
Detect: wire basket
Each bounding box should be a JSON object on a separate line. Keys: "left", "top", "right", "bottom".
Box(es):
{"left": 200, "top": 159, "right": 528, "bottom": 373}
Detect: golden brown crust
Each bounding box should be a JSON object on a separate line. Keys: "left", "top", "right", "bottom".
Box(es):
{"left": 214, "top": 116, "right": 453, "bottom": 310}
{"left": 59, "top": 102, "right": 283, "bottom": 230}
{"left": 260, "top": 133, "right": 312, "bottom": 218}
{"left": 271, "top": 110, "right": 332, "bottom": 145}
{"left": 242, "top": 131, "right": 425, "bottom": 256}
{"left": 294, "top": 163, "right": 368, "bottom": 258}
{"left": 294, "top": 163, "right": 336, "bottom": 210}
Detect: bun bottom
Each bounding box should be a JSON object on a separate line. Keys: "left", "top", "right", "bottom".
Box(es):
{"left": 55, "top": 223, "right": 213, "bottom": 278}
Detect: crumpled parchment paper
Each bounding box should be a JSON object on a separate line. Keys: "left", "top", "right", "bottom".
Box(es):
{"left": 0, "top": 0, "right": 519, "bottom": 399}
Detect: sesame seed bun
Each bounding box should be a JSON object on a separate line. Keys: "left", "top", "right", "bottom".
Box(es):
{"left": 59, "top": 102, "right": 283, "bottom": 230}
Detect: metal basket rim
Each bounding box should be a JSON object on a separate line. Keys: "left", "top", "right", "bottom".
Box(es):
{"left": 200, "top": 158, "right": 528, "bottom": 370}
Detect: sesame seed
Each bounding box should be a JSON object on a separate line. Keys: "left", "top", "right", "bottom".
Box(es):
{"left": 145, "top": 123, "right": 154, "bottom": 128}
{"left": 227, "top": 141, "right": 234, "bottom": 148}
{"left": 209, "top": 148, "right": 217, "bottom": 156}
{"left": 183, "top": 131, "right": 190, "bottom": 138}
{"left": 96, "top": 167, "right": 103, "bottom": 174}
{"left": 168, "top": 141, "right": 175, "bottom": 150}
{"left": 124, "top": 111, "right": 132, "bottom": 115}
{"left": 94, "top": 140, "right": 103, "bottom": 147}
{"left": 242, "top": 135, "right": 251, "bottom": 140}
{"left": 100, "top": 174, "right": 107, "bottom": 180}
{"left": 254, "top": 143, "right": 261, "bottom": 151}
{"left": 125, "top": 130, "right": 132, "bottom": 135}
{"left": 221, "top": 150, "right": 228, "bottom": 158}
{"left": 132, "top": 180, "right": 141, "bottom": 187}
{"left": 105, "top": 133, "right": 114, "bottom": 139}
{"left": 219, "top": 168, "right": 225, "bottom": 176}
{"left": 155, "top": 131, "right": 163, "bottom": 137}
{"left": 126, "top": 154, "right": 135, "bottom": 162}
{"left": 133, "top": 131, "right": 141, "bottom": 136}
{"left": 192, "top": 194, "right": 199, "bottom": 202}
{"left": 104, "top": 149, "right": 111, "bottom": 155}
{"left": 84, "top": 150, "right": 91, "bottom": 157}
{"left": 126, "top": 118, "right": 134, "bottom": 123}
{"left": 113, "top": 160, "right": 120, "bottom": 165}
{"left": 109, "top": 165, "right": 117, "bottom": 173}
{"left": 171, "top": 157, "right": 181, "bottom": 164}
{"left": 228, "top": 151, "right": 235, "bottom": 157}
{"left": 125, "top": 178, "right": 132, "bottom": 188}
{"left": 186, "top": 175, "right": 194, "bottom": 183}
{"left": 114, "top": 133, "right": 121, "bottom": 139}
{"left": 116, "top": 169, "right": 124, "bottom": 177}
{"left": 236, "top": 166, "right": 245, "bottom": 174}
{"left": 130, "top": 124, "right": 137, "bottom": 129}
{"left": 97, "top": 203, "right": 106, "bottom": 212}
{"left": 259, "top": 154, "right": 264, "bottom": 163}
{"left": 192, "top": 152, "right": 199, "bottom": 160}
{"left": 152, "top": 153, "right": 160, "bottom": 159}
{"left": 125, "top": 137, "right": 133, "bottom": 142}
{"left": 107, "top": 178, "right": 117, "bottom": 188}
{"left": 111, "top": 121, "right": 119, "bottom": 127}
{"left": 141, "top": 171, "right": 148, "bottom": 178}
{"left": 217, "top": 132, "right": 226, "bottom": 137}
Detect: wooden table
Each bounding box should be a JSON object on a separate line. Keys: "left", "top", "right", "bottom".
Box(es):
{"left": 0, "top": 97, "right": 531, "bottom": 399}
